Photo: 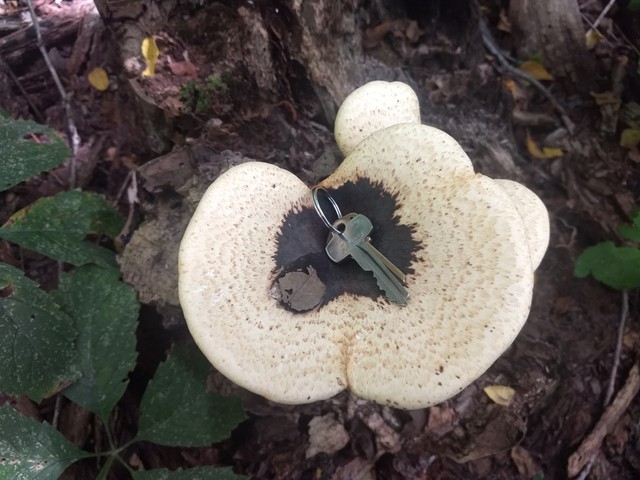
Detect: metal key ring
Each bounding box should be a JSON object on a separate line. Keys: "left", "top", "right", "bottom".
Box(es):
{"left": 312, "top": 187, "right": 343, "bottom": 235}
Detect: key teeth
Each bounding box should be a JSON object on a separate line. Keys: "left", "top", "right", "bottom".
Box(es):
{"left": 372, "top": 275, "right": 409, "bottom": 306}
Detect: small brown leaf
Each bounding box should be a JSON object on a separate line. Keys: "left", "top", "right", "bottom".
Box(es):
{"left": 278, "top": 266, "right": 325, "bottom": 312}
{"left": 306, "top": 414, "right": 350, "bottom": 458}
{"left": 168, "top": 60, "right": 198, "bottom": 78}
{"left": 511, "top": 445, "right": 542, "bottom": 478}
{"left": 519, "top": 60, "right": 553, "bottom": 81}
{"left": 497, "top": 10, "right": 511, "bottom": 33}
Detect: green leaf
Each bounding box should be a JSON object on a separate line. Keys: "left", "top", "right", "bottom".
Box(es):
{"left": 0, "top": 111, "right": 69, "bottom": 192}
{"left": 0, "top": 405, "right": 86, "bottom": 479}
{"left": 131, "top": 466, "right": 248, "bottom": 480}
{"left": 628, "top": 0, "right": 640, "bottom": 11}
{"left": 136, "top": 343, "right": 246, "bottom": 447}
{"left": 575, "top": 241, "right": 640, "bottom": 290}
{"left": 618, "top": 210, "right": 640, "bottom": 243}
{"left": 53, "top": 265, "right": 139, "bottom": 423}
{"left": 0, "top": 190, "right": 124, "bottom": 268}
{"left": 0, "top": 263, "right": 80, "bottom": 402}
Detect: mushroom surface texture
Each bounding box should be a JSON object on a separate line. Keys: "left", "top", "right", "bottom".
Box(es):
{"left": 178, "top": 81, "right": 549, "bottom": 409}
{"left": 334, "top": 81, "right": 420, "bottom": 156}
{"left": 493, "top": 179, "right": 550, "bottom": 270}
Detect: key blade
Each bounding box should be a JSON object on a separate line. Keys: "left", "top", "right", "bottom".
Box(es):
{"left": 350, "top": 244, "right": 409, "bottom": 305}
{"left": 363, "top": 240, "right": 405, "bottom": 283}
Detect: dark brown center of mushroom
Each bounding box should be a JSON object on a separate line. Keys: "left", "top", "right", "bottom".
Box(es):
{"left": 273, "top": 178, "right": 419, "bottom": 312}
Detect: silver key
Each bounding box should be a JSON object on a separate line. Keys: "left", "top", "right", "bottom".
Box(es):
{"left": 326, "top": 213, "right": 409, "bottom": 305}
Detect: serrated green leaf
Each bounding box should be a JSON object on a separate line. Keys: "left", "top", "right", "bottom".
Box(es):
{"left": 0, "top": 405, "right": 87, "bottom": 479}
{"left": 131, "top": 466, "right": 248, "bottom": 480}
{"left": 0, "top": 111, "right": 69, "bottom": 192}
{"left": 0, "top": 190, "right": 124, "bottom": 268}
{"left": 575, "top": 241, "right": 640, "bottom": 290}
{"left": 53, "top": 265, "right": 139, "bottom": 423}
{"left": 618, "top": 210, "right": 640, "bottom": 243}
{"left": 0, "top": 263, "right": 80, "bottom": 402}
{"left": 136, "top": 343, "right": 246, "bottom": 447}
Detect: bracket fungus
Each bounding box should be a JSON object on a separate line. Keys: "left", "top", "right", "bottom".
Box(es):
{"left": 178, "top": 81, "right": 549, "bottom": 409}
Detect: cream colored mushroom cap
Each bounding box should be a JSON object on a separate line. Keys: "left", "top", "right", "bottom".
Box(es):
{"left": 320, "top": 123, "right": 534, "bottom": 407}
{"left": 493, "top": 179, "right": 550, "bottom": 270}
{"left": 334, "top": 81, "right": 421, "bottom": 156}
{"left": 179, "top": 124, "right": 535, "bottom": 409}
{"left": 179, "top": 162, "right": 347, "bottom": 405}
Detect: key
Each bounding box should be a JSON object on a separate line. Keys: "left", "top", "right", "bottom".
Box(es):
{"left": 326, "top": 213, "right": 409, "bottom": 305}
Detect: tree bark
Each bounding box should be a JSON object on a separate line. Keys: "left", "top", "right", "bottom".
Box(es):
{"left": 509, "top": 0, "right": 593, "bottom": 93}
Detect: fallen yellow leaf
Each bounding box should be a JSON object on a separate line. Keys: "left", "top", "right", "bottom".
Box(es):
{"left": 585, "top": 29, "right": 604, "bottom": 50}
{"left": 141, "top": 37, "right": 159, "bottom": 77}
{"left": 620, "top": 128, "right": 640, "bottom": 149}
{"left": 483, "top": 385, "right": 516, "bottom": 406}
{"left": 87, "top": 67, "right": 109, "bottom": 91}
{"left": 519, "top": 60, "right": 554, "bottom": 81}
{"left": 503, "top": 78, "right": 527, "bottom": 106}
{"left": 526, "top": 132, "right": 564, "bottom": 159}
{"left": 497, "top": 10, "right": 511, "bottom": 33}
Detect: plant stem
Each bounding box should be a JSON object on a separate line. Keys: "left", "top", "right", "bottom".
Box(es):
{"left": 25, "top": 0, "right": 80, "bottom": 188}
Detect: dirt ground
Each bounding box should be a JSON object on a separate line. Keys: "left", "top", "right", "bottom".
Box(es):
{"left": 1, "top": 0, "right": 640, "bottom": 478}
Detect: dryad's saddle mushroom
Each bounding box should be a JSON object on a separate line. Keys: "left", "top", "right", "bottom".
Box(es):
{"left": 178, "top": 81, "right": 549, "bottom": 409}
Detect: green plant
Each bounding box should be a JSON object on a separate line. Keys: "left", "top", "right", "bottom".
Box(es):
{"left": 0, "top": 112, "right": 247, "bottom": 478}
{"left": 574, "top": 210, "right": 640, "bottom": 290}
{"left": 179, "top": 74, "right": 229, "bottom": 115}
{"left": 206, "top": 74, "right": 229, "bottom": 94}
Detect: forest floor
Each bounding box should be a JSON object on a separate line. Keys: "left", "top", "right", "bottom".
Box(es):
{"left": 1, "top": 0, "right": 640, "bottom": 479}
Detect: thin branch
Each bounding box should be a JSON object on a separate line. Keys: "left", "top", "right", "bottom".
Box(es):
{"left": 579, "top": 0, "right": 600, "bottom": 9}
{"left": 0, "top": 52, "right": 44, "bottom": 122}
{"left": 479, "top": 19, "right": 575, "bottom": 134}
{"left": 25, "top": 0, "right": 79, "bottom": 189}
{"left": 592, "top": 0, "right": 617, "bottom": 31}
{"left": 51, "top": 394, "right": 62, "bottom": 428}
{"left": 605, "top": 290, "right": 629, "bottom": 405}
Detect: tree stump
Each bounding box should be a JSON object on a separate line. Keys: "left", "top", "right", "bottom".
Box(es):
{"left": 509, "top": 0, "right": 593, "bottom": 93}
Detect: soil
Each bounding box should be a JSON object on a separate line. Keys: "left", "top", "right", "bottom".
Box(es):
{"left": 1, "top": 0, "right": 640, "bottom": 479}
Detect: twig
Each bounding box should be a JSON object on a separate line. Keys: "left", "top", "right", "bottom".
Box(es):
{"left": 579, "top": 0, "right": 600, "bottom": 9}
{"left": 568, "top": 360, "right": 639, "bottom": 477}
{"left": 575, "top": 457, "right": 595, "bottom": 480}
{"left": 605, "top": 290, "right": 629, "bottom": 405}
{"left": 0, "top": 52, "right": 44, "bottom": 122}
{"left": 580, "top": 13, "right": 612, "bottom": 49}
{"left": 568, "top": 291, "right": 636, "bottom": 478}
{"left": 479, "top": 19, "right": 575, "bottom": 134}
{"left": 25, "top": 0, "right": 79, "bottom": 189}
{"left": 52, "top": 394, "right": 62, "bottom": 428}
{"left": 26, "top": 0, "right": 81, "bottom": 431}
{"left": 613, "top": 23, "right": 640, "bottom": 59}
{"left": 592, "top": 0, "right": 617, "bottom": 31}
